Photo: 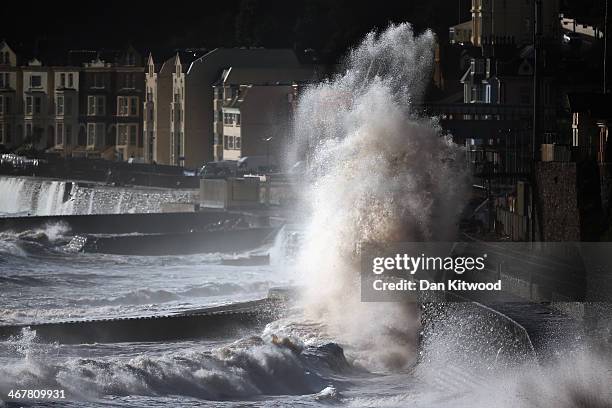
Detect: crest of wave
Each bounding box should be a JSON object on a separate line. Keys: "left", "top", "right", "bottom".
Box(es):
{"left": 289, "top": 23, "right": 468, "bottom": 371}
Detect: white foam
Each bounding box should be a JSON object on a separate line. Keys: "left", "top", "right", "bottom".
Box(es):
{"left": 289, "top": 23, "right": 467, "bottom": 372}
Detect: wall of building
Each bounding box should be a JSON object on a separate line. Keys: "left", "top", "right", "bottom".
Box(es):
{"left": 535, "top": 162, "right": 581, "bottom": 241}
{"left": 471, "top": 0, "right": 560, "bottom": 46}
{"left": 22, "top": 66, "right": 54, "bottom": 150}
{"left": 221, "top": 107, "right": 241, "bottom": 161}
{"left": 240, "top": 86, "right": 292, "bottom": 162}
{"left": 0, "top": 44, "right": 21, "bottom": 148}
{"left": 154, "top": 68, "right": 172, "bottom": 164}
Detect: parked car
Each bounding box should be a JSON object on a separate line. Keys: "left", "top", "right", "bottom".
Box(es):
{"left": 198, "top": 161, "right": 237, "bottom": 178}
{"left": 237, "top": 156, "right": 278, "bottom": 173}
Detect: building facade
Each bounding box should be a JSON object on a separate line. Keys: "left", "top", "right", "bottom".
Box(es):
{"left": 0, "top": 41, "right": 20, "bottom": 149}
{"left": 52, "top": 66, "right": 80, "bottom": 155}
{"left": 143, "top": 53, "right": 174, "bottom": 164}
{"left": 0, "top": 41, "right": 145, "bottom": 161}
{"left": 470, "top": 0, "right": 560, "bottom": 46}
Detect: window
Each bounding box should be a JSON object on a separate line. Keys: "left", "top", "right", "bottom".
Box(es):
{"left": 224, "top": 135, "right": 229, "bottom": 149}
{"left": 0, "top": 72, "right": 8, "bottom": 88}
{"left": 2, "top": 125, "right": 9, "bottom": 143}
{"left": 60, "top": 73, "right": 66, "bottom": 88}
{"left": 124, "top": 73, "right": 136, "bottom": 88}
{"left": 65, "top": 125, "right": 72, "bottom": 145}
{"left": 116, "top": 124, "right": 140, "bottom": 146}
{"left": 471, "top": 86, "right": 478, "bottom": 103}
{"left": 25, "top": 97, "right": 33, "bottom": 114}
{"left": 34, "top": 97, "right": 41, "bottom": 114}
{"left": 56, "top": 123, "right": 64, "bottom": 145}
{"left": 118, "top": 96, "right": 138, "bottom": 116}
{"left": 129, "top": 125, "right": 137, "bottom": 146}
{"left": 96, "top": 96, "right": 105, "bottom": 115}
{"left": 89, "top": 95, "right": 105, "bottom": 115}
{"left": 26, "top": 123, "right": 32, "bottom": 138}
{"left": 129, "top": 97, "right": 138, "bottom": 116}
{"left": 236, "top": 113, "right": 241, "bottom": 126}
{"left": 118, "top": 97, "right": 128, "bottom": 116}
{"left": 56, "top": 95, "right": 64, "bottom": 115}
{"left": 88, "top": 96, "right": 95, "bottom": 115}
{"left": 117, "top": 124, "right": 128, "bottom": 145}
{"left": 223, "top": 112, "right": 233, "bottom": 125}
{"left": 68, "top": 73, "right": 74, "bottom": 88}
{"left": 228, "top": 136, "right": 234, "bottom": 149}
{"left": 87, "top": 123, "right": 95, "bottom": 146}
{"left": 30, "top": 75, "right": 42, "bottom": 88}
{"left": 87, "top": 123, "right": 105, "bottom": 146}
{"left": 519, "top": 86, "right": 530, "bottom": 105}
{"left": 93, "top": 73, "right": 104, "bottom": 88}
{"left": 235, "top": 136, "right": 241, "bottom": 149}
{"left": 0, "top": 96, "right": 3, "bottom": 114}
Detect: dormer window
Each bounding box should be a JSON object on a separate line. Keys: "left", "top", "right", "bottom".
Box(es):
{"left": 124, "top": 73, "right": 136, "bottom": 89}
{"left": 127, "top": 53, "right": 135, "bottom": 66}
{"left": 93, "top": 73, "right": 105, "bottom": 88}
{"left": 30, "top": 75, "right": 42, "bottom": 88}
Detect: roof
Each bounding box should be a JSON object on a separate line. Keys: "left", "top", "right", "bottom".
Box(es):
{"left": 567, "top": 93, "right": 612, "bottom": 120}
{"left": 157, "top": 55, "right": 175, "bottom": 74}
{"left": 176, "top": 49, "right": 208, "bottom": 72}
{"left": 187, "top": 48, "right": 302, "bottom": 75}
{"left": 450, "top": 20, "right": 472, "bottom": 31}
{"left": 219, "top": 67, "right": 316, "bottom": 85}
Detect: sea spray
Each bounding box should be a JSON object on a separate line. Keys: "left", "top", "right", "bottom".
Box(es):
{"left": 290, "top": 23, "right": 467, "bottom": 371}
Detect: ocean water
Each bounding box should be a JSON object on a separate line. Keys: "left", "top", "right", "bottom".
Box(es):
{"left": 0, "top": 229, "right": 610, "bottom": 408}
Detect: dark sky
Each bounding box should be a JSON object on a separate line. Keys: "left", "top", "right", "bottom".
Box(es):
{"left": 1, "top": 0, "right": 604, "bottom": 63}
{"left": 1, "top": 1, "right": 469, "bottom": 61}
